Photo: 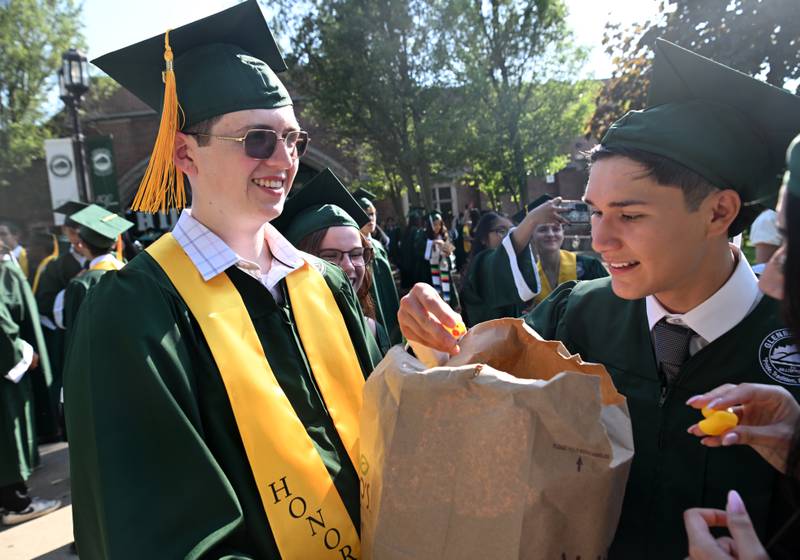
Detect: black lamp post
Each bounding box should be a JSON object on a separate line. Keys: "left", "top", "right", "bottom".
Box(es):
{"left": 59, "top": 48, "right": 91, "bottom": 202}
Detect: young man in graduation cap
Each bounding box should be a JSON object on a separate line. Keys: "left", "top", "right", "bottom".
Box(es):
{"left": 53, "top": 204, "right": 133, "bottom": 333}
{"left": 353, "top": 189, "right": 402, "bottom": 345}
{"left": 398, "top": 39, "right": 800, "bottom": 558}
{"left": 63, "top": 2, "right": 380, "bottom": 559}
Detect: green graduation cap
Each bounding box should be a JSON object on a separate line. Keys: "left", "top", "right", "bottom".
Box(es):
{"left": 54, "top": 200, "right": 90, "bottom": 228}
{"left": 70, "top": 204, "right": 134, "bottom": 249}
{"left": 352, "top": 188, "right": 378, "bottom": 210}
{"left": 273, "top": 168, "right": 370, "bottom": 245}
{"left": 92, "top": 0, "right": 291, "bottom": 214}
{"left": 787, "top": 134, "right": 800, "bottom": 197}
{"left": 602, "top": 38, "right": 800, "bottom": 235}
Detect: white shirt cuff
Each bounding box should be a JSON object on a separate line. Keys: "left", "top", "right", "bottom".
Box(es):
{"left": 54, "top": 289, "right": 66, "bottom": 329}
{"left": 502, "top": 228, "right": 540, "bottom": 302}
{"left": 6, "top": 339, "right": 33, "bottom": 383}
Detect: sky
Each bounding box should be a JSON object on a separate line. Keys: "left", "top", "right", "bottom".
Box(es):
{"left": 79, "top": 0, "right": 663, "bottom": 79}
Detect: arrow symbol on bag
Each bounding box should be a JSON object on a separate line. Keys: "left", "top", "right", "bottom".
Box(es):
{"left": 576, "top": 456, "right": 583, "bottom": 472}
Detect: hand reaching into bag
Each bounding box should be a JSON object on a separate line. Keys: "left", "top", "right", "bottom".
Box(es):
{"left": 398, "top": 283, "right": 464, "bottom": 354}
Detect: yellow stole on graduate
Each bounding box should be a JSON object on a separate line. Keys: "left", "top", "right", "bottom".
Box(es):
{"left": 90, "top": 259, "right": 123, "bottom": 272}
{"left": 534, "top": 249, "right": 577, "bottom": 305}
{"left": 147, "top": 233, "right": 363, "bottom": 559}
{"left": 32, "top": 237, "right": 59, "bottom": 294}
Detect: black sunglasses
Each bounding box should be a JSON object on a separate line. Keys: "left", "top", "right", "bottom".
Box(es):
{"left": 187, "top": 128, "right": 310, "bottom": 160}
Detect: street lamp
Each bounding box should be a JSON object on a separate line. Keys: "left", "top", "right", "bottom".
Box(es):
{"left": 59, "top": 48, "right": 91, "bottom": 202}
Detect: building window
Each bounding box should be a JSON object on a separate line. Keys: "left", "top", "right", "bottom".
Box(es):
{"left": 433, "top": 185, "right": 454, "bottom": 215}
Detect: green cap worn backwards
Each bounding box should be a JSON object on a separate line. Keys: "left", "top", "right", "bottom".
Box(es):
{"left": 92, "top": 0, "right": 291, "bottom": 214}
{"left": 273, "top": 168, "right": 370, "bottom": 245}
{"left": 70, "top": 204, "right": 134, "bottom": 249}
{"left": 54, "top": 200, "right": 89, "bottom": 228}
{"left": 602, "top": 39, "right": 800, "bottom": 235}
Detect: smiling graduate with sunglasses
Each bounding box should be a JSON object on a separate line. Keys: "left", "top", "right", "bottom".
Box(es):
{"left": 62, "top": 3, "right": 381, "bottom": 559}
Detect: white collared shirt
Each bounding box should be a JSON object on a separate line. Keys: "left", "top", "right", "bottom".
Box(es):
{"left": 646, "top": 246, "right": 763, "bottom": 356}
{"left": 172, "top": 209, "right": 305, "bottom": 303}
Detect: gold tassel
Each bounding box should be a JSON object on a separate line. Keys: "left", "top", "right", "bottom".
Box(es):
{"left": 115, "top": 235, "right": 124, "bottom": 262}
{"left": 131, "top": 29, "right": 186, "bottom": 213}
{"left": 51, "top": 233, "right": 60, "bottom": 259}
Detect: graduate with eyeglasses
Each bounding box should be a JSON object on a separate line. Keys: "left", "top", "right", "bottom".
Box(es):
{"left": 274, "top": 168, "right": 391, "bottom": 354}
{"left": 398, "top": 40, "right": 800, "bottom": 558}
{"left": 62, "top": 3, "right": 381, "bottom": 558}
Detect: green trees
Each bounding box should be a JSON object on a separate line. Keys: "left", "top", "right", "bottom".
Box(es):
{"left": 0, "top": 0, "right": 84, "bottom": 184}
{"left": 591, "top": 0, "right": 800, "bottom": 139}
{"left": 287, "top": 0, "right": 595, "bottom": 213}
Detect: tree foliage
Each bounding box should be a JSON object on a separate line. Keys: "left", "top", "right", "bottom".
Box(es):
{"left": 436, "top": 0, "right": 591, "bottom": 207}
{"left": 0, "top": 0, "right": 84, "bottom": 185}
{"left": 287, "top": 0, "right": 595, "bottom": 214}
{"left": 591, "top": 0, "right": 800, "bottom": 140}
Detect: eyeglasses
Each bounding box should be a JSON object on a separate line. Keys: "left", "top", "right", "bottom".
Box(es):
{"left": 318, "top": 247, "right": 373, "bottom": 267}
{"left": 186, "top": 129, "right": 310, "bottom": 159}
{"left": 489, "top": 227, "right": 509, "bottom": 237}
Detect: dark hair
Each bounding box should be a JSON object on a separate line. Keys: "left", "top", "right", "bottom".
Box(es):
{"left": 296, "top": 227, "right": 377, "bottom": 319}
{"left": 426, "top": 213, "right": 448, "bottom": 241}
{"left": 461, "top": 212, "right": 509, "bottom": 294}
{"left": 589, "top": 145, "right": 718, "bottom": 211}
{"left": 185, "top": 115, "right": 224, "bottom": 147}
{"left": 78, "top": 234, "right": 114, "bottom": 258}
{"left": 468, "top": 212, "right": 506, "bottom": 260}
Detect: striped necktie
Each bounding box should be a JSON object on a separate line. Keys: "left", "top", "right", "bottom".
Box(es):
{"left": 652, "top": 318, "right": 695, "bottom": 385}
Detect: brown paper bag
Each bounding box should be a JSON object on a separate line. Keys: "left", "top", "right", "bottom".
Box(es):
{"left": 359, "top": 318, "right": 634, "bottom": 560}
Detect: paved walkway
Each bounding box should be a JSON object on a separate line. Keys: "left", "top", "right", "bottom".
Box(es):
{"left": 0, "top": 443, "right": 76, "bottom": 559}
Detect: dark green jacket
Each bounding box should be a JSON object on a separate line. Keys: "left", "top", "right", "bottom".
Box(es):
{"left": 64, "top": 252, "right": 381, "bottom": 560}
{"left": 527, "top": 277, "right": 799, "bottom": 559}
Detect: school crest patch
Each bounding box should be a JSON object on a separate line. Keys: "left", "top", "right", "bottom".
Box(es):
{"left": 759, "top": 329, "right": 800, "bottom": 386}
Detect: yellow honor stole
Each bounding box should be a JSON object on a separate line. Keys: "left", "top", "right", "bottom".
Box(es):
{"left": 534, "top": 249, "right": 577, "bottom": 305}
{"left": 90, "top": 259, "right": 124, "bottom": 272}
{"left": 147, "top": 233, "right": 363, "bottom": 559}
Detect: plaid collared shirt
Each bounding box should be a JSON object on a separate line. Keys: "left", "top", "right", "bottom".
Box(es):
{"left": 172, "top": 209, "right": 305, "bottom": 303}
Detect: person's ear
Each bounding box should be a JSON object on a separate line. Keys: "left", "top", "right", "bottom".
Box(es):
{"left": 174, "top": 132, "right": 199, "bottom": 177}
{"left": 704, "top": 189, "right": 741, "bottom": 237}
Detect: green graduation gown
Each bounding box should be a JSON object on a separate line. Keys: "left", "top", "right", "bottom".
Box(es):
{"left": 64, "top": 251, "right": 381, "bottom": 560}
{"left": 460, "top": 242, "right": 540, "bottom": 327}
{"left": 576, "top": 253, "right": 608, "bottom": 281}
{"left": 368, "top": 237, "right": 401, "bottom": 345}
{"left": 527, "top": 277, "right": 800, "bottom": 559}
{"left": 0, "top": 259, "right": 51, "bottom": 486}
{"left": 32, "top": 250, "right": 82, "bottom": 439}
{"left": 63, "top": 269, "right": 107, "bottom": 334}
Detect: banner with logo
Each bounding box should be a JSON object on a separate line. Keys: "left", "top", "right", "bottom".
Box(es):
{"left": 87, "top": 135, "right": 121, "bottom": 212}
{"left": 45, "top": 138, "right": 80, "bottom": 225}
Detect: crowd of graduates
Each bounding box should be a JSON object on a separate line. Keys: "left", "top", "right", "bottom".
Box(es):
{"left": 4, "top": 1, "right": 800, "bottom": 558}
